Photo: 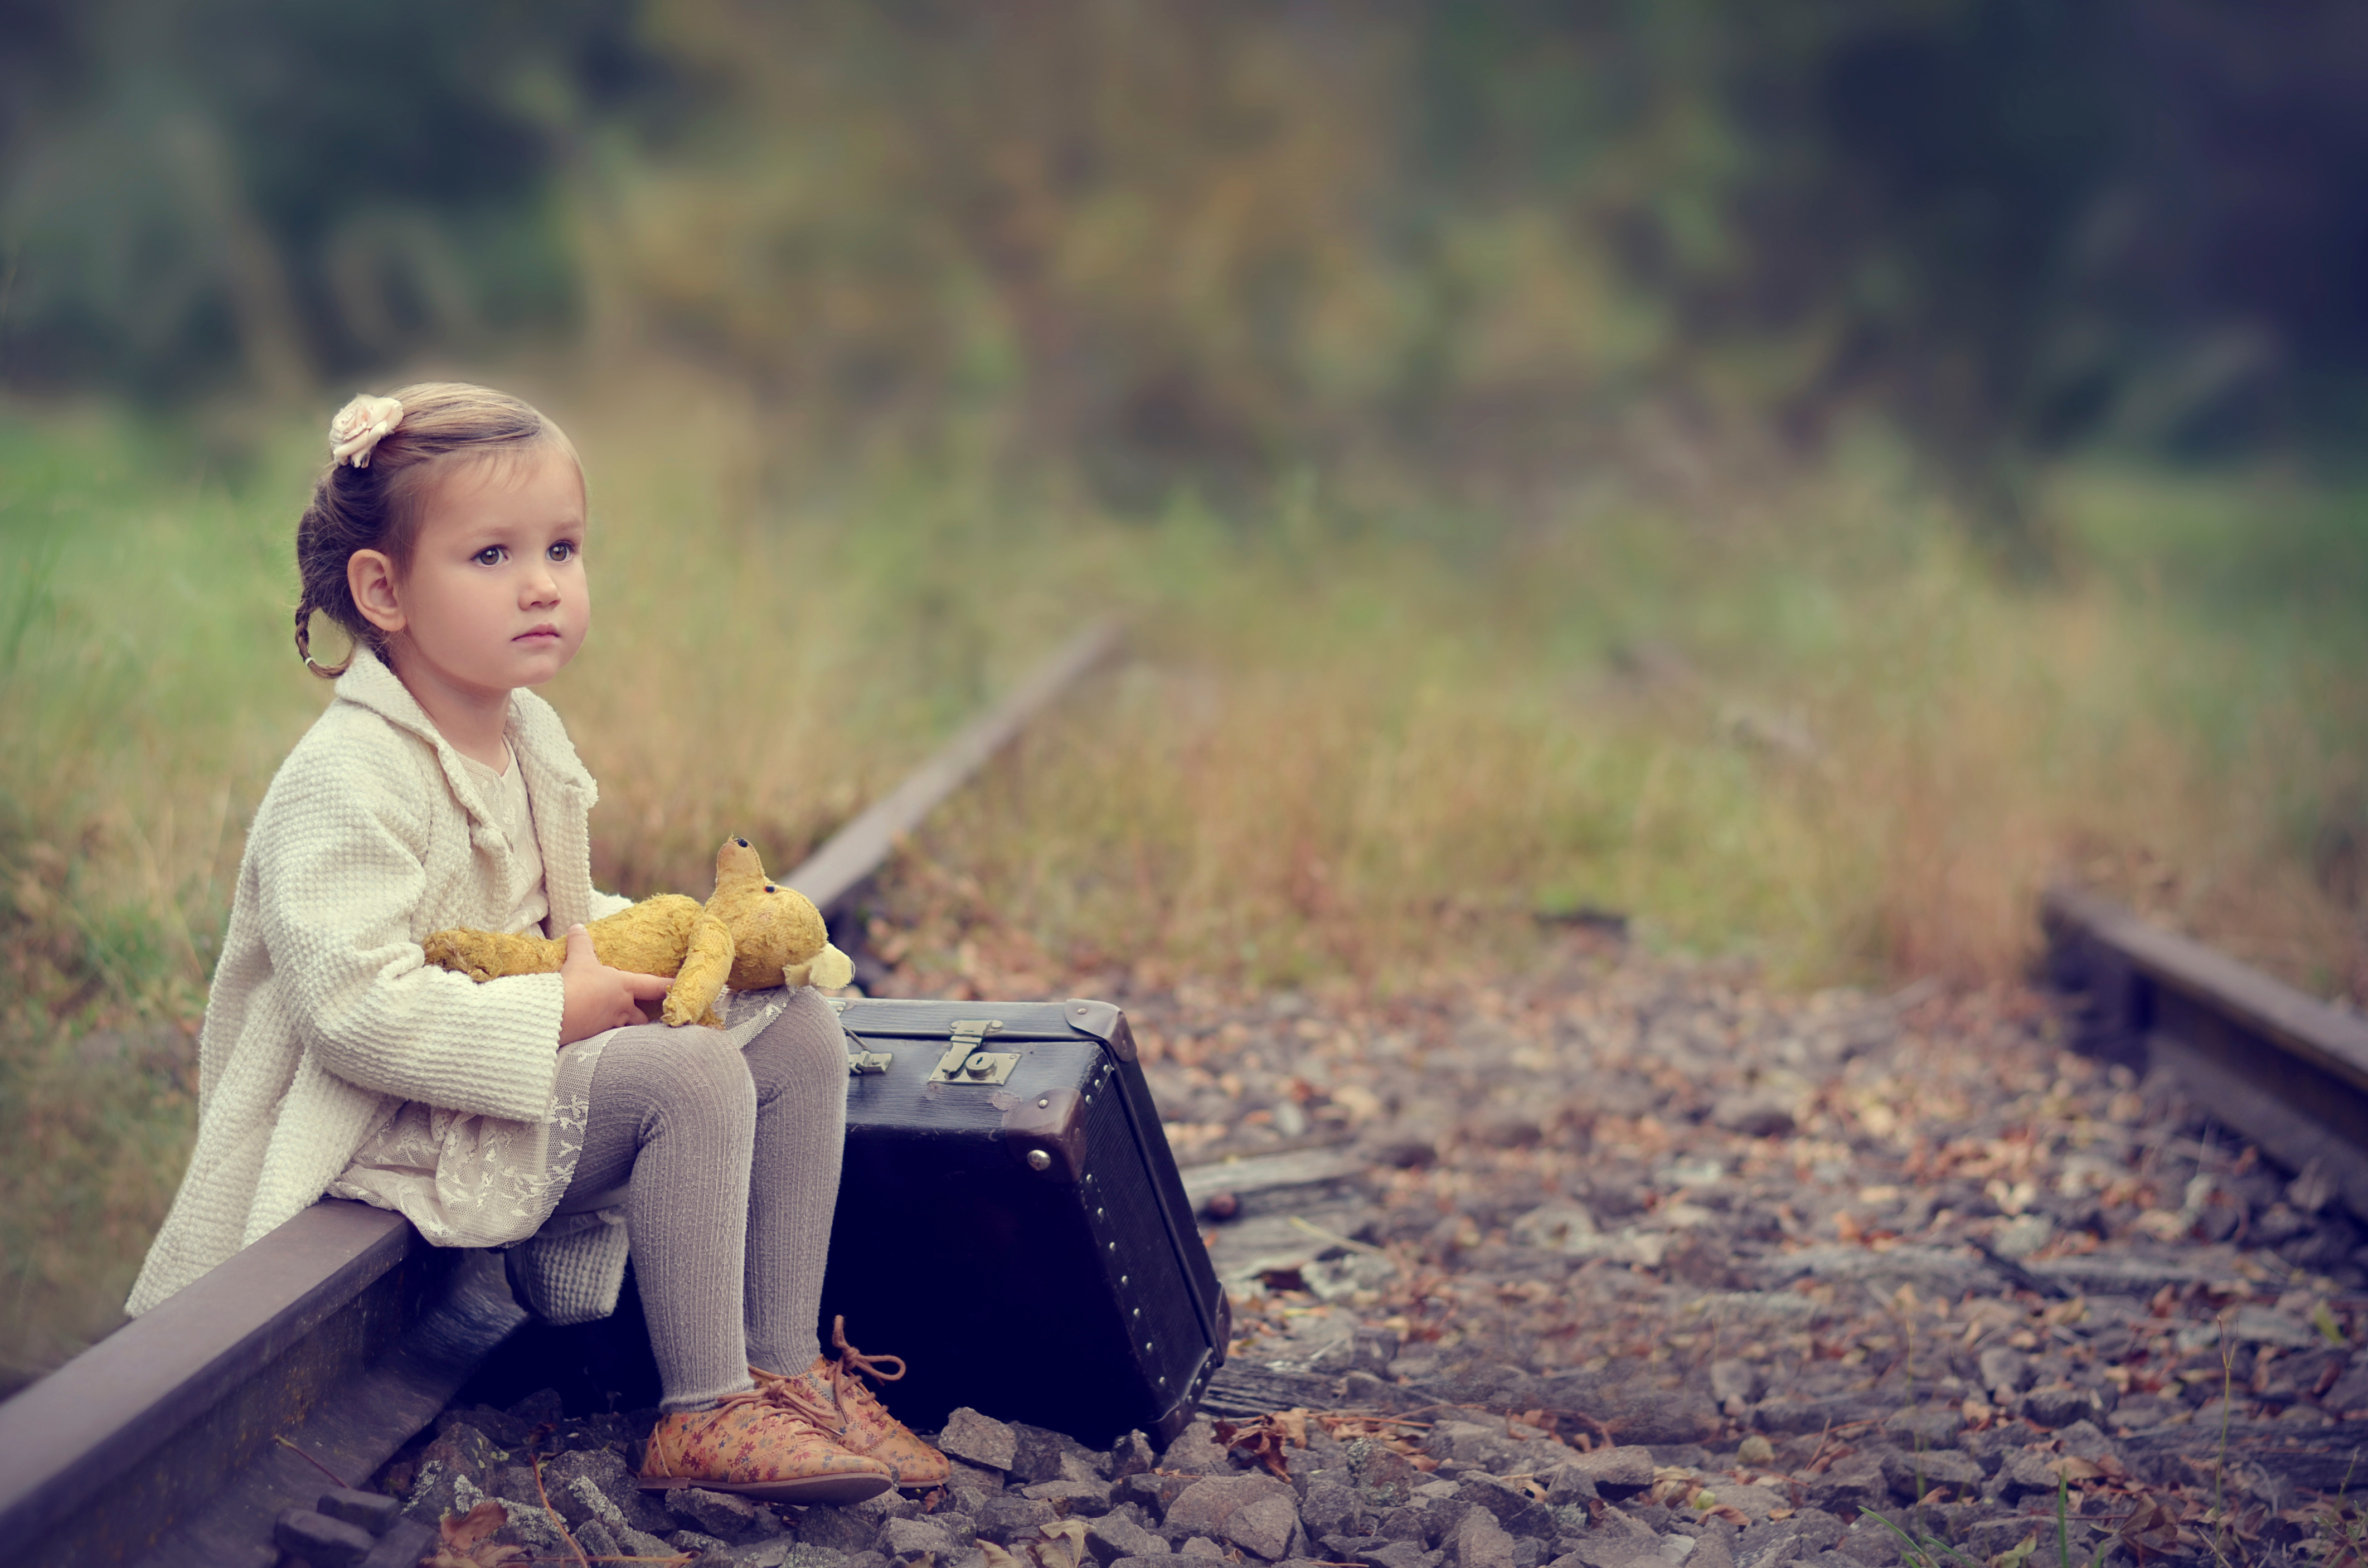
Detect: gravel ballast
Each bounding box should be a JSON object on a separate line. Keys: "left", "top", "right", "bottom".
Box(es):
{"left": 372, "top": 933, "right": 2368, "bottom": 1567}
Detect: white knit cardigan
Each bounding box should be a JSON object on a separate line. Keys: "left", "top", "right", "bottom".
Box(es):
{"left": 126, "top": 648, "right": 634, "bottom": 1317}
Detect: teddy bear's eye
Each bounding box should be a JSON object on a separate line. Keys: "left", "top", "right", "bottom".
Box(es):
{"left": 764, "top": 885, "right": 776, "bottom": 893}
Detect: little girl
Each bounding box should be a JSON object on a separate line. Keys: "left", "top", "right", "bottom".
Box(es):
{"left": 126, "top": 383, "right": 944, "bottom": 1504}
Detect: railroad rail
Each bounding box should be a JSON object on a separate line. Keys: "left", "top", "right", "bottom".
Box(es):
{"left": 2044, "top": 884, "right": 2368, "bottom": 1218}
{"left": 0, "top": 623, "right": 1120, "bottom": 1568}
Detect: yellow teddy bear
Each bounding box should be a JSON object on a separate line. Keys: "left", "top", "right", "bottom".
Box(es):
{"left": 423, "top": 837, "right": 855, "bottom": 1028}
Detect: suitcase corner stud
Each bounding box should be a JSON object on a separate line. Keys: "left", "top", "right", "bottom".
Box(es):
{"left": 822, "top": 999, "right": 1228, "bottom": 1445}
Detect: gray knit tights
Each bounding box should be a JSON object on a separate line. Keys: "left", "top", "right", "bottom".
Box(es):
{"left": 556, "top": 987, "right": 848, "bottom": 1411}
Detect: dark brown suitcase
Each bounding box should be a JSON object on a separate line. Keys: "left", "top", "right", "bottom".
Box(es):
{"left": 817, "top": 998, "right": 1230, "bottom": 1446}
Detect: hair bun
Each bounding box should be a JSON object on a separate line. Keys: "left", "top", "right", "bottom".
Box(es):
{"left": 328, "top": 394, "right": 405, "bottom": 468}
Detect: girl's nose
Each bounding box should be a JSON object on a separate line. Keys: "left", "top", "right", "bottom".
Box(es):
{"left": 521, "top": 561, "right": 561, "bottom": 607}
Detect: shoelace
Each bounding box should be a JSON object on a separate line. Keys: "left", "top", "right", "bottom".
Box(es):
{"left": 829, "top": 1314, "right": 908, "bottom": 1399}
{"left": 751, "top": 1315, "right": 909, "bottom": 1436}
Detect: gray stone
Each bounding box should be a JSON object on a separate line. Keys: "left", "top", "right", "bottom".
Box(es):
{"left": 561, "top": 1473, "right": 628, "bottom": 1532}
{"left": 1454, "top": 1474, "right": 1555, "bottom": 1541}
{"left": 948, "top": 1455, "right": 1008, "bottom": 1493}
{"left": 1709, "top": 1095, "right": 1795, "bottom": 1139}
{"left": 2052, "top": 1420, "right": 2119, "bottom": 1462}
{"left": 1600, "top": 1390, "right": 1720, "bottom": 1446}
{"left": 672, "top": 1528, "right": 734, "bottom": 1555}
{"left": 940, "top": 1407, "right": 1021, "bottom": 1472}
{"left": 493, "top": 1499, "right": 569, "bottom": 1552}
{"left": 884, "top": 1517, "right": 957, "bottom": 1561}
{"left": 544, "top": 1446, "right": 638, "bottom": 1520}
{"left": 1376, "top": 1506, "right": 1429, "bottom": 1542}
{"left": 1159, "top": 1419, "right": 1239, "bottom": 1476}
{"left": 1110, "top": 1431, "right": 1159, "bottom": 1479}
{"left": 620, "top": 1525, "right": 678, "bottom": 1560}
{"left": 1022, "top": 1478, "right": 1118, "bottom": 1515}
{"left": 802, "top": 1503, "right": 892, "bottom": 1552}
{"left": 1543, "top": 1469, "right": 1599, "bottom": 1509}
{"left": 1802, "top": 1453, "right": 1886, "bottom": 1514}
{"left": 1111, "top": 1559, "right": 1181, "bottom": 1568}
{"left": 711, "top": 1544, "right": 796, "bottom": 1568}
{"left": 1876, "top": 1407, "right": 1960, "bottom": 1451}
{"left": 669, "top": 1486, "right": 785, "bottom": 1543}
{"left": 1303, "top": 1480, "right": 1366, "bottom": 1540}
{"left": 1168, "top": 1474, "right": 1303, "bottom": 1560}
{"left": 1974, "top": 1347, "right": 2029, "bottom": 1394}
{"left": 1446, "top": 1512, "right": 1517, "bottom": 1568}
{"left": 1835, "top": 1522, "right": 1902, "bottom": 1568}
{"left": 1428, "top": 1421, "right": 1518, "bottom": 1472}
{"left": 1117, "top": 1473, "right": 1197, "bottom": 1520}
{"left": 1876, "top": 1448, "right": 1983, "bottom": 1499}
{"left": 1228, "top": 1492, "right": 1307, "bottom": 1560}
{"left": 1418, "top": 1497, "right": 1475, "bottom": 1547}
{"left": 1709, "top": 1362, "right": 1765, "bottom": 1407}
{"left": 273, "top": 1509, "right": 375, "bottom": 1568}
{"left": 1687, "top": 1528, "right": 1735, "bottom": 1568}
{"left": 1555, "top": 1448, "right": 1654, "bottom": 1497}
{"left": 1751, "top": 1395, "right": 1879, "bottom": 1436}
{"left": 2022, "top": 1383, "right": 2104, "bottom": 1429}
{"left": 1367, "top": 1545, "right": 1444, "bottom": 1568}
{"left": 1013, "top": 1423, "right": 1109, "bottom": 1486}
{"left": 1089, "top": 1512, "right": 1174, "bottom": 1564}
{"left": 1559, "top": 1533, "right": 1658, "bottom": 1568}
{"left": 978, "top": 1494, "right": 1063, "bottom": 1543}
{"left": 1991, "top": 1453, "right": 2067, "bottom": 1506}
{"left": 2322, "top": 1367, "right": 2368, "bottom": 1414}
{"left": 573, "top": 1520, "right": 623, "bottom": 1562}
{"left": 1180, "top": 1537, "right": 1230, "bottom": 1559}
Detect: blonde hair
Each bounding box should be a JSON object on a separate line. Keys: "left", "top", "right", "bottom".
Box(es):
{"left": 293, "top": 382, "right": 580, "bottom": 676}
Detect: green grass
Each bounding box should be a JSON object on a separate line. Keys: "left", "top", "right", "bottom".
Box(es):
{"left": 6, "top": 377, "right": 2368, "bottom": 1383}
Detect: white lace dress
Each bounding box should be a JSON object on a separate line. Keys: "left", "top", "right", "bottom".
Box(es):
{"left": 324, "top": 747, "right": 791, "bottom": 1284}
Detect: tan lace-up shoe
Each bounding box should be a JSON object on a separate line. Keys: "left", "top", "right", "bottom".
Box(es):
{"left": 638, "top": 1389, "right": 896, "bottom": 1504}
{"left": 753, "top": 1317, "right": 950, "bottom": 1489}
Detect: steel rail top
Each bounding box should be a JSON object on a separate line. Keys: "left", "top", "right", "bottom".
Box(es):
{"left": 2045, "top": 881, "right": 2368, "bottom": 1220}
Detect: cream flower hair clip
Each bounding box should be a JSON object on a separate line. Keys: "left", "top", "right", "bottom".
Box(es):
{"left": 329, "top": 393, "right": 404, "bottom": 468}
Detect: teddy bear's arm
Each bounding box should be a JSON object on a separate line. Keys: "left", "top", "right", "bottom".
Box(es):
{"left": 659, "top": 912, "right": 737, "bottom": 1028}
{"left": 422, "top": 926, "right": 566, "bottom": 982}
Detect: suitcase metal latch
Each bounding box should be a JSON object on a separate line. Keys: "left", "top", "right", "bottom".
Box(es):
{"left": 846, "top": 1050, "right": 894, "bottom": 1075}
{"left": 929, "top": 1020, "right": 1018, "bottom": 1085}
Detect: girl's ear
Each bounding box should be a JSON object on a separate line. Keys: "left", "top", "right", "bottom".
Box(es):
{"left": 348, "top": 548, "right": 406, "bottom": 634}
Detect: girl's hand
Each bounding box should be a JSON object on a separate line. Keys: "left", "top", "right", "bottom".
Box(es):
{"left": 558, "top": 924, "right": 673, "bottom": 1043}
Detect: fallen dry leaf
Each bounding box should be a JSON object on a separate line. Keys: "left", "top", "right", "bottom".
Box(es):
{"left": 423, "top": 1499, "right": 526, "bottom": 1568}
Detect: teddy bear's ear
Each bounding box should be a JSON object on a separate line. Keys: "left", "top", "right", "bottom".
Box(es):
{"left": 713, "top": 836, "right": 766, "bottom": 892}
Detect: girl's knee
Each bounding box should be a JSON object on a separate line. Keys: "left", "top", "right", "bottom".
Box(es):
{"left": 745, "top": 989, "right": 851, "bottom": 1095}
{"left": 637, "top": 1032, "right": 756, "bottom": 1127}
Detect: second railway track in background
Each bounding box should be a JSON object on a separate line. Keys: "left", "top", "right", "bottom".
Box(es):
{"left": 10, "top": 638, "right": 2368, "bottom": 1563}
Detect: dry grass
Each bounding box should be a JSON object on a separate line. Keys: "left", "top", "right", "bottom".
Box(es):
{"left": 4, "top": 372, "right": 2365, "bottom": 1383}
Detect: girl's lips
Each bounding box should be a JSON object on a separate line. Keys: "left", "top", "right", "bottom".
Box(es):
{"left": 514, "top": 625, "right": 562, "bottom": 643}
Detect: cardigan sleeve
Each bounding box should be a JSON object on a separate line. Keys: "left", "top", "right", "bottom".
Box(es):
{"left": 251, "top": 740, "right": 564, "bottom": 1123}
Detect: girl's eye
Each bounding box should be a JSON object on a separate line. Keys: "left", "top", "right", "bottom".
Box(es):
{"left": 473, "top": 545, "right": 507, "bottom": 567}
{"left": 549, "top": 540, "right": 576, "bottom": 563}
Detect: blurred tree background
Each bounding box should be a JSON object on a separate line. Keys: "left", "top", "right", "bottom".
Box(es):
{"left": 10, "top": 0, "right": 2367, "bottom": 486}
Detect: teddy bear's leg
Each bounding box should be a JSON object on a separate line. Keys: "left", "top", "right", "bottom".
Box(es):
{"left": 661, "top": 912, "right": 737, "bottom": 1028}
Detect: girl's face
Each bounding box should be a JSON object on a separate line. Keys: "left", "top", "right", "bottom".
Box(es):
{"left": 352, "top": 445, "right": 591, "bottom": 700}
